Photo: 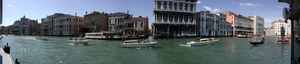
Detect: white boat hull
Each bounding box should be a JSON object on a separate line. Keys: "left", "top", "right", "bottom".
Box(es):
{"left": 67, "top": 40, "right": 89, "bottom": 45}
{"left": 187, "top": 40, "right": 218, "bottom": 46}
{"left": 120, "top": 42, "right": 157, "bottom": 48}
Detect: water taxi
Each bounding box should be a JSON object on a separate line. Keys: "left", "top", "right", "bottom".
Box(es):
{"left": 187, "top": 38, "right": 218, "bottom": 46}
{"left": 120, "top": 40, "right": 157, "bottom": 48}
{"left": 67, "top": 37, "right": 89, "bottom": 45}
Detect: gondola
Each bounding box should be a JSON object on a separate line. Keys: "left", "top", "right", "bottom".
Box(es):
{"left": 249, "top": 41, "right": 264, "bottom": 45}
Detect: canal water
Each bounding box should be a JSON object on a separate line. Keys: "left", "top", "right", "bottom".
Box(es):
{"left": 0, "top": 35, "right": 292, "bottom": 64}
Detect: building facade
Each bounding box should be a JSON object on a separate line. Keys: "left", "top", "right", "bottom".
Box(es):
{"left": 216, "top": 13, "right": 233, "bottom": 37}
{"left": 108, "top": 12, "right": 132, "bottom": 32}
{"left": 152, "top": 0, "right": 197, "bottom": 38}
{"left": 264, "top": 27, "right": 274, "bottom": 36}
{"left": 84, "top": 11, "right": 109, "bottom": 32}
{"left": 124, "top": 16, "right": 149, "bottom": 37}
{"left": 272, "top": 19, "right": 290, "bottom": 36}
{"left": 222, "top": 11, "right": 253, "bottom": 36}
{"left": 52, "top": 13, "right": 84, "bottom": 36}
{"left": 12, "top": 16, "right": 39, "bottom": 35}
{"left": 248, "top": 15, "right": 264, "bottom": 36}
{"left": 41, "top": 13, "right": 66, "bottom": 35}
{"left": 196, "top": 11, "right": 232, "bottom": 37}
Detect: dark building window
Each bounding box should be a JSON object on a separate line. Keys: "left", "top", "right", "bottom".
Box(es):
{"left": 179, "top": 15, "right": 183, "bottom": 22}
{"left": 163, "top": 2, "right": 167, "bottom": 9}
{"left": 179, "top": 3, "right": 183, "bottom": 10}
{"left": 157, "top": 2, "right": 161, "bottom": 9}
{"left": 190, "top": 5, "right": 193, "bottom": 11}
{"left": 185, "top": 4, "right": 188, "bottom": 11}
{"left": 174, "top": 14, "right": 178, "bottom": 22}
{"left": 184, "top": 15, "right": 188, "bottom": 23}
{"left": 174, "top": 3, "right": 177, "bottom": 10}
{"left": 141, "top": 22, "right": 143, "bottom": 28}
{"left": 169, "top": 2, "right": 172, "bottom": 10}
{"left": 157, "top": 14, "right": 162, "bottom": 21}
{"left": 169, "top": 14, "right": 173, "bottom": 22}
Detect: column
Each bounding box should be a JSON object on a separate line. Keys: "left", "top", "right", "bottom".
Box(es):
{"left": 182, "top": 3, "right": 185, "bottom": 11}
{"left": 167, "top": 14, "right": 169, "bottom": 23}
{"left": 182, "top": 15, "right": 185, "bottom": 23}
{"left": 187, "top": 4, "right": 190, "bottom": 12}
{"left": 291, "top": 19, "right": 295, "bottom": 62}
{"left": 155, "top": 1, "right": 157, "bottom": 9}
{"left": 189, "top": 29, "right": 191, "bottom": 38}
{"left": 162, "top": 14, "right": 164, "bottom": 23}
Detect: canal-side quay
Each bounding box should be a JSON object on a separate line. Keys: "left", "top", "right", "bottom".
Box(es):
{"left": 0, "top": 35, "right": 293, "bottom": 64}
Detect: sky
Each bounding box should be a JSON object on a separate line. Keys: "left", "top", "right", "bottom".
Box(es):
{"left": 3, "top": 0, "right": 289, "bottom": 28}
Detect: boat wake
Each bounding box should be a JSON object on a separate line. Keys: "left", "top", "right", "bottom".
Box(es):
{"left": 179, "top": 44, "right": 191, "bottom": 47}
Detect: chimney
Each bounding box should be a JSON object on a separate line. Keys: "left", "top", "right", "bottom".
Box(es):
{"left": 86, "top": 11, "right": 87, "bottom": 15}
{"left": 75, "top": 13, "right": 77, "bottom": 16}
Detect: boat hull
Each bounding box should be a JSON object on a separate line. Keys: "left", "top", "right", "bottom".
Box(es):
{"left": 187, "top": 40, "right": 218, "bottom": 46}
{"left": 250, "top": 41, "right": 264, "bottom": 45}
{"left": 67, "top": 40, "right": 89, "bottom": 45}
{"left": 120, "top": 42, "right": 157, "bottom": 48}
{"left": 35, "top": 37, "right": 47, "bottom": 40}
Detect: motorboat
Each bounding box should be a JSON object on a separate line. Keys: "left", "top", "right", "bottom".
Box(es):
{"left": 237, "top": 35, "right": 252, "bottom": 38}
{"left": 186, "top": 38, "right": 218, "bottom": 46}
{"left": 35, "top": 36, "right": 47, "bottom": 40}
{"left": 67, "top": 37, "right": 89, "bottom": 45}
{"left": 120, "top": 40, "right": 157, "bottom": 48}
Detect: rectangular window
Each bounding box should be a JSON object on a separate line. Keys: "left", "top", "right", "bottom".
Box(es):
{"left": 141, "top": 22, "right": 143, "bottom": 28}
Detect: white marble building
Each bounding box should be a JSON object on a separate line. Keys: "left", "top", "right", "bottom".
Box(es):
{"left": 272, "top": 19, "right": 290, "bottom": 36}
{"left": 12, "top": 16, "right": 39, "bottom": 35}
{"left": 196, "top": 11, "right": 233, "bottom": 37}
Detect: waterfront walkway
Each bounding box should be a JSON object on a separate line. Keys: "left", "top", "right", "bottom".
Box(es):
{"left": 0, "top": 48, "right": 13, "bottom": 64}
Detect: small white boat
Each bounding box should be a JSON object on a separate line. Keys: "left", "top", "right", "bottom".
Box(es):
{"left": 67, "top": 37, "right": 89, "bottom": 45}
{"left": 35, "top": 37, "right": 47, "bottom": 40}
{"left": 187, "top": 38, "right": 218, "bottom": 46}
{"left": 120, "top": 40, "right": 157, "bottom": 48}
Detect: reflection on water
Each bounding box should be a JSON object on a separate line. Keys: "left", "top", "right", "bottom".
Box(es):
{"left": 0, "top": 35, "right": 291, "bottom": 64}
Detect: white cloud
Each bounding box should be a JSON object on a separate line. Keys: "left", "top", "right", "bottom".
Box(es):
{"left": 239, "top": 2, "right": 260, "bottom": 7}
{"left": 7, "top": 4, "right": 13, "bottom": 7}
{"left": 196, "top": 1, "right": 201, "bottom": 4}
{"left": 232, "top": 2, "right": 235, "bottom": 3}
{"left": 203, "top": 6, "right": 220, "bottom": 13}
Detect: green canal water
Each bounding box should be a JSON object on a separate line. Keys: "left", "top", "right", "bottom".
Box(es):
{"left": 0, "top": 35, "right": 292, "bottom": 64}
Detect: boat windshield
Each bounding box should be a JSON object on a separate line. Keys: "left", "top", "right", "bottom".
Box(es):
{"left": 148, "top": 36, "right": 154, "bottom": 42}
